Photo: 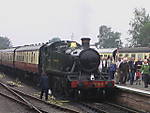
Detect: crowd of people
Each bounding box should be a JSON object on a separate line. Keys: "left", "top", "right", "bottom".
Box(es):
{"left": 99, "top": 56, "right": 150, "bottom": 88}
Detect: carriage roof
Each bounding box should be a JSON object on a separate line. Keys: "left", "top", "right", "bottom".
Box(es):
{"left": 98, "top": 48, "right": 117, "bottom": 53}
{"left": 16, "top": 45, "right": 42, "bottom": 52}
{"left": 0, "top": 48, "right": 16, "bottom": 52}
{"left": 118, "top": 47, "right": 150, "bottom": 53}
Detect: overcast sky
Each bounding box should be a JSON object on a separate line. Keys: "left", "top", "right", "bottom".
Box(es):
{"left": 0, "top": 0, "right": 150, "bottom": 46}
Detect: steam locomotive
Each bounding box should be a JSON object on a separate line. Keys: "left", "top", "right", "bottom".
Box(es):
{"left": 0, "top": 38, "right": 114, "bottom": 98}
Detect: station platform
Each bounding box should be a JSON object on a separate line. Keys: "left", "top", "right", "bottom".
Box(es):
{"left": 115, "top": 82, "right": 150, "bottom": 95}
{"left": 115, "top": 82, "right": 150, "bottom": 112}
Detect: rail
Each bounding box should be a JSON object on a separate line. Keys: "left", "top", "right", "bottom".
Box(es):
{"left": 0, "top": 81, "right": 42, "bottom": 113}
{"left": 0, "top": 81, "right": 80, "bottom": 113}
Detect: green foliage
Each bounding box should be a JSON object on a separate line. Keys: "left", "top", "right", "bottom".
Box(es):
{"left": 96, "top": 25, "right": 122, "bottom": 48}
{"left": 138, "top": 23, "right": 150, "bottom": 46}
{"left": 0, "top": 36, "right": 12, "bottom": 49}
{"left": 128, "top": 8, "right": 150, "bottom": 46}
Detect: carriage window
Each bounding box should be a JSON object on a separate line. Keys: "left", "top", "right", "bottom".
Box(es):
{"left": 29, "top": 52, "right": 32, "bottom": 63}
{"left": 131, "top": 54, "right": 135, "bottom": 58}
{"left": 125, "top": 54, "right": 129, "bottom": 57}
{"left": 20, "top": 52, "right": 22, "bottom": 61}
{"left": 119, "top": 54, "right": 123, "bottom": 57}
{"left": 100, "top": 55, "right": 103, "bottom": 58}
{"left": 26, "top": 52, "right": 28, "bottom": 62}
{"left": 138, "top": 54, "right": 143, "bottom": 59}
{"left": 31, "top": 52, "right": 33, "bottom": 62}
{"left": 22, "top": 53, "right": 24, "bottom": 61}
{"left": 21, "top": 52, "right": 22, "bottom": 61}
{"left": 33, "top": 53, "right": 35, "bottom": 63}
{"left": 10, "top": 54, "right": 12, "bottom": 61}
{"left": 29, "top": 53, "right": 30, "bottom": 63}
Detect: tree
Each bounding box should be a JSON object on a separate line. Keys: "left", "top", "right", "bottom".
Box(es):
{"left": 96, "top": 25, "right": 122, "bottom": 48}
{"left": 128, "top": 8, "right": 150, "bottom": 46}
{"left": 0, "top": 36, "right": 12, "bottom": 49}
{"left": 138, "top": 22, "right": 150, "bottom": 47}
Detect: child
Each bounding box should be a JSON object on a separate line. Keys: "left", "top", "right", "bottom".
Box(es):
{"left": 135, "top": 70, "right": 142, "bottom": 85}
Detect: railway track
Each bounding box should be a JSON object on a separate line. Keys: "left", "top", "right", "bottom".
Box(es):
{"left": 91, "top": 102, "right": 140, "bottom": 113}
{"left": 0, "top": 81, "right": 80, "bottom": 113}
{"left": 0, "top": 73, "right": 145, "bottom": 113}
{"left": 71, "top": 101, "right": 141, "bottom": 113}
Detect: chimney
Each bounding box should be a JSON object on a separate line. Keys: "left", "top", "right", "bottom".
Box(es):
{"left": 81, "top": 38, "right": 91, "bottom": 49}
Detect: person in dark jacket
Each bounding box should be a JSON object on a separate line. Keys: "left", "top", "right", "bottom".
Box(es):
{"left": 108, "top": 61, "right": 116, "bottom": 80}
{"left": 39, "top": 72, "right": 49, "bottom": 101}
{"left": 135, "top": 58, "right": 143, "bottom": 72}
{"left": 128, "top": 57, "right": 136, "bottom": 85}
{"left": 119, "top": 58, "right": 129, "bottom": 84}
{"left": 135, "top": 58, "right": 143, "bottom": 85}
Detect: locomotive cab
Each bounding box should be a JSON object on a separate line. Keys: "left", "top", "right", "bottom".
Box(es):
{"left": 40, "top": 40, "right": 81, "bottom": 74}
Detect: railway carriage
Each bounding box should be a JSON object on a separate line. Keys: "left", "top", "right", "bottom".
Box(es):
{"left": 0, "top": 48, "right": 16, "bottom": 68}
{"left": 14, "top": 45, "right": 42, "bottom": 73}
{"left": 98, "top": 47, "right": 150, "bottom": 61}
{"left": 118, "top": 47, "right": 150, "bottom": 60}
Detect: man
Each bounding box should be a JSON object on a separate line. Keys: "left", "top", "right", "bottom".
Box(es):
{"left": 101, "top": 57, "right": 108, "bottom": 75}
{"left": 39, "top": 72, "right": 49, "bottom": 101}
{"left": 115, "top": 58, "right": 122, "bottom": 84}
{"left": 128, "top": 57, "right": 135, "bottom": 85}
{"left": 108, "top": 61, "right": 116, "bottom": 80}
{"left": 119, "top": 57, "right": 129, "bottom": 84}
{"left": 135, "top": 58, "right": 142, "bottom": 85}
{"left": 135, "top": 58, "right": 142, "bottom": 71}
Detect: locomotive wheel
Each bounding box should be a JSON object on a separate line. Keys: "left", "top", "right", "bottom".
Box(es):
{"left": 51, "top": 77, "right": 63, "bottom": 96}
{"left": 63, "top": 88, "right": 70, "bottom": 97}
{"left": 61, "top": 78, "right": 75, "bottom": 98}
{"left": 51, "top": 78, "right": 58, "bottom": 96}
{"left": 73, "top": 89, "right": 86, "bottom": 100}
{"left": 33, "top": 74, "right": 39, "bottom": 84}
{"left": 62, "top": 80, "right": 72, "bottom": 97}
{"left": 104, "top": 88, "right": 114, "bottom": 100}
